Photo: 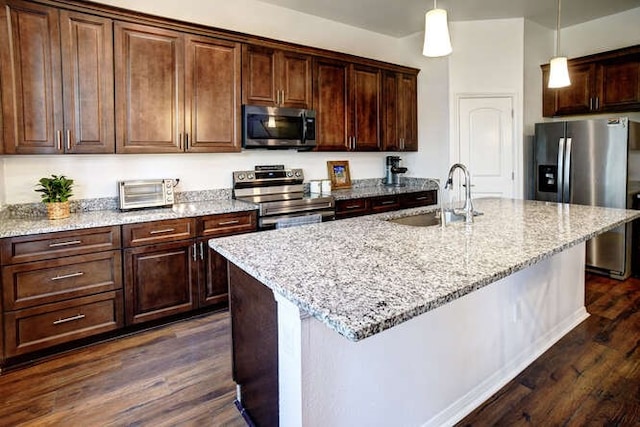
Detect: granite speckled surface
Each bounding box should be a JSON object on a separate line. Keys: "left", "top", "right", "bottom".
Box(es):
{"left": 209, "top": 198, "right": 640, "bottom": 342}
{"left": 331, "top": 178, "right": 438, "bottom": 200}
{"left": 0, "top": 199, "right": 257, "bottom": 238}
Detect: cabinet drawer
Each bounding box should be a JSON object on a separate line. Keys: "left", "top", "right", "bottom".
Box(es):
{"left": 122, "top": 218, "right": 196, "bottom": 247}
{"left": 370, "top": 195, "right": 400, "bottom": 213}
{"left": 335, "top": 198, "right": 369, "bottom": 219}
{"left": 2, "top": 250, "right": 122, "bottom": 311}
{"left": 4, "top": 291, "right": 123, "bottom": 357}
{"left": 400, "top": 191, "right": 437, "bottom": 209}
{"left": 1, "top": 226, "right": 121, "bottom": 265}
{"left": 199, "top": 211, "right": 257, "bottom": 238}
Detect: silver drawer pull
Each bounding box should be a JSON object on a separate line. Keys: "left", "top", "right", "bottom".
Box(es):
{"left": 415, "top": 197, "right": 428, "bottom": 201}
{"left": 345, "top": 205, "right": 361, "bottom": 209}
{"left": 53, "top": 313, "right": 85, "bottom": 325}
{"left": 51, "top": 272, "right": 84, "bottom": 281}
{"left": 49, "top": 240, "right": 82, "bottom": 248}
{"left": 218, "top": 220, "right": 240, "bottom": 226}
{"left": 149, "top": 228, "right": 176, "bottom": 235}
{"left": 381, "top": 201, "right": 395, "bottom": 205}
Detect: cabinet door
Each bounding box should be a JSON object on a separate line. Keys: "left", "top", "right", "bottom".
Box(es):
{"left": 350, "top": 64, "right": 381, "bottom": 151}
{"left": 382, "top": 71, "right": 400, "bottom": 151}
{"left": 197, "top": 238, "right": 228, "bottom": 308}
{"left": 313, "top": 58, "right": 349, "bottom": 151}
{"left": 279, "top": 50, "right": 312, "bottom": 108}
{"left": 543, "top": 63, "right": 595, "bottom": 117}
{"left": 115, "top": 22, "right": 184, "bottom": 153}
{"left": 60, "top": 11, "right": 114, "bottom": 153}
{"left": 242, "top": 45, "right": 277, "bottom": 106}
{"left": 0, "top": 0, "right": 63, "bottom": 154}
{"left": 597, "top": 59, "right": 640, "bottom": 112}
{"left": 185, "top": 36, "right": 241, "bottom": 152}
{"left": 398, "top": 73, "right": 418, "bottom": 151}
{"left": 124, "top": 240, "right": 197, "bottom": 325}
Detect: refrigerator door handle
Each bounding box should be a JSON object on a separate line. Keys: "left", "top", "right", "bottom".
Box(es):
{"left": 557, "top": 137, "right": 565, "bottom": 202}
{"left": 563, "top": 137, "right": 572, "bottom": 203}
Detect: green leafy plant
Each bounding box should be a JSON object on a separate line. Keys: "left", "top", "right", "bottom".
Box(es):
{"left": 35, "top": 175, "right": 74, "bottom": 203}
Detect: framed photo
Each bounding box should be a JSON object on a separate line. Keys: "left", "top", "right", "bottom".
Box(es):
{"left": 327, "top": 160, "right": 351, "bottom": 189}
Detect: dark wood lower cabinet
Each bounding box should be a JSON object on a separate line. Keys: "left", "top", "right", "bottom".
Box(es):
{"left": 124, "top": 240, "right": 198, "bottom": 325}
{"left": 198, "top": 239, "right": 229, "bottom": 308}
{"left": 229, "top": 262, "right": 279, "bottom": 427}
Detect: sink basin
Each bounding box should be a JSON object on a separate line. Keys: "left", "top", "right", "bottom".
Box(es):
{"left": 388, "top": 212, "right": 442, "bottom": 227}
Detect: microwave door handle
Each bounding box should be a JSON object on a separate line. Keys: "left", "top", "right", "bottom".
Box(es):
{"left": 302, "top": 113, "right": 308, "bottom": 142}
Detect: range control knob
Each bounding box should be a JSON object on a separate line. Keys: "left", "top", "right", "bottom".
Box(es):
{"left": 237, "top": 173, "right": 245, "bottom": 180}
{"left": 294, "top": 170, "right": 302, "bottom": 177}
{"left": 247, "top": 173, "right": 255, "bottom": 180}
{"left": 287, "top": 171, "right": 293, "bottom": 177}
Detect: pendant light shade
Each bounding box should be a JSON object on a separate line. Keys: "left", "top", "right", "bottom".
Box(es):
{"left": 548, "top": 0, "right": 571, "bottom": 88}
{"left": 422, "top": 1, "right": 452, "bottom": 57}
{"left": 548, "top": 56, "right": 571, "bottom": 88}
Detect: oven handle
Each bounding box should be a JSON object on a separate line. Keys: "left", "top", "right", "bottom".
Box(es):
{"left": 260, "top": 210, "right": 335, "bottom": 227}
{"left": 261, "top": 201, "right": 335, "bottom": 216}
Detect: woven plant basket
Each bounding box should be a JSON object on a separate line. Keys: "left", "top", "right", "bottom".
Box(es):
{"left": 46, "top": 201, "right": 70, "bottom": 220}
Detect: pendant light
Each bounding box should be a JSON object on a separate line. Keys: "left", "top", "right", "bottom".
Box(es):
{"left": 422, "top": 0, "right": 452, "bottom": 57}
{"left": 548, "top": 0, "right": 571, "bottom": 88}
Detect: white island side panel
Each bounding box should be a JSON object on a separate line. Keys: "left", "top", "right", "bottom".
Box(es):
{"left": 275, "top": 242, "right": 587, "bottom": 427}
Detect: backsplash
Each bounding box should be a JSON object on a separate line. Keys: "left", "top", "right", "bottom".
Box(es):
{"left": 0, "top": 178, "right": 435, "bottom": 219}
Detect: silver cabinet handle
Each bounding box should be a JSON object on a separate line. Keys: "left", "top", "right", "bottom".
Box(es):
{"left": 595, "top": 97, "right": 599, "bottom": 110}
{"left": 66, "top": 129, "right": 71, "bottom": 150}
{"left": 192, "top": 243, "right": 197, "bottom": 261}
{"left": 589, "top": 98, "right": 593, "bottom": 110}
{"left": 345, "top": 204, "right": 361, "bottom": 209}
{"left": 199, "top": 242, "right": 204, "bottom": 261}
{"left": 49, "top": 240, "right": 82, "bottom": 248}
{"left": 185, "top": 133, "right": 189, "bottom": 150}
{"left": 149, "top": 228, "right": 175, "bottom": 235}
{"left": 53, "top": 313, "right": 85, "bottom": 325}
{"left": 179, "top": 133, "right": 183, "bottom": 150}
{"left": 280, "top": 90, "right": 285, "bottom": 105}
{"left": 218, "top": 220, "right": 240, "bottom": 226}
{"left": 415, "top": 196, "right": 428, "bottom": 201}
{"left": 381, "top": 200, "right": 395, "bottom": 205}
{"left": 56, "top": 130, "right": 62, "bottom": 150}
{"left": 51, "top": 272, "right": 84, "bottom": 281}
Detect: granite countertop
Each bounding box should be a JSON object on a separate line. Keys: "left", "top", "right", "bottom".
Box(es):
{"left": 209, "top": 198, "right": 640, "bottom": 342}
{"left": 331, "top": 180, "right": 438, "bottom": 200}
{"left": 0, "top": 199, "right": 257, "bottom": 239}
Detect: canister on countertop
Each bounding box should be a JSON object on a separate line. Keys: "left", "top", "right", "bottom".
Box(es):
{"left": 321, "top": 179, "right": 332, "bottom": 194}
{"left": 310, "top": 180, "right": 322, "bottom": 194}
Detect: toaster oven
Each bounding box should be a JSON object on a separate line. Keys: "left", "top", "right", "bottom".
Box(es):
{"left": 118, "top": 179, "right": 176, "bottom": 210}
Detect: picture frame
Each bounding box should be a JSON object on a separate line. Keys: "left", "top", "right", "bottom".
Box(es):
{"left": 327, "top": 160, "right": 352, "bottom": 189}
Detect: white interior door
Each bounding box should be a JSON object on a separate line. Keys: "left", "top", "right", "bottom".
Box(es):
{"left": 457, "top": 96, "right": 515, "bottom": 199}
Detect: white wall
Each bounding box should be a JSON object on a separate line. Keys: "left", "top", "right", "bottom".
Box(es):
{"left": 447, "top": 18, "right": 525, "bottom": 197}
{"left": 2, "top": 0, "right": 439, "bottom": 204}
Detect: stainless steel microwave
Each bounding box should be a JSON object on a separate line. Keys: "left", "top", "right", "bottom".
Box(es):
{"left": 242, "top": 105, "right": 316, "bottom": 150}
{"left": 118, "top": 179, "right": 175, "bottom": 210}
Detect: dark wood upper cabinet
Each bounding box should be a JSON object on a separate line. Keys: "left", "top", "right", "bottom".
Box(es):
{"left": 313, "top": 57, "right": 350, "bottom": 151}
{"left": 382, "top": 71, "right": 417, "bottom": 152}
{"left": 60, "top": 11, "right": 114, "bottom": 153}
{"left": 115, "top": 22, "right": 184, "bottom": 153}
{"left": 184, "top": 36, "right": 241, "bottom": 153}
{"left": 314, "top": 59, "right": 382, "bottom": 152}
{"left": 242, "top": 45, "right": 312, "bottom": 109}
{"left": 542, "top": 45, "right": 640, "bottom": 117}
{"left": 350, "top": 64, "right": 381, "bottom": 151}
{"left": 0, "top": 1, "right": 114, "bottom": 154}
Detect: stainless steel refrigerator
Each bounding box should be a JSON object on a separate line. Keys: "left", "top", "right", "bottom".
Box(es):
{"left": 533, "top": 117, "right": 640, "bottom": 279}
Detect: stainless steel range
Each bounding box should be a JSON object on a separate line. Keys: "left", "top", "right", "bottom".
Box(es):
{"left": 232, "top": 165, "right": 335, "bottom": 230}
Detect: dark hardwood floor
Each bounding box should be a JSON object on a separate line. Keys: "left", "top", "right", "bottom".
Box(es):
{"left": 0, "top": 310, "right": 246, "bottom": 426}
{"left": 1, "top": 274, "right": 638, "bottom": 426}
{"left": 459, "top": 274, "right": 640, "bottom": 426}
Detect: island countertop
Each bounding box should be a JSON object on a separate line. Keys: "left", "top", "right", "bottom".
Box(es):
{"left": 209, "top": 198, "right": 640, "bottom": 341}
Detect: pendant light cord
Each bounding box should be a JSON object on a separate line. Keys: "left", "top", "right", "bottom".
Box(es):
{"left": 556, "top": 0, "right": 561, "bottom": 56}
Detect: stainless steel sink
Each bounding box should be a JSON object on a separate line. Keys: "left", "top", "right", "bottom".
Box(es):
{"left": 388, "top": 212, "right": 441, "bottom": 227}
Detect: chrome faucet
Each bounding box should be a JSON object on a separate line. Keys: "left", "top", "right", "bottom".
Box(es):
{"left": 444, "top": 163, "right": 476, "bottom": 224}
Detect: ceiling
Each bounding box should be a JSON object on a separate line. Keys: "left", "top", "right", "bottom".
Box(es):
{"left": 256, "top": 0, "right": 640, "bottom": 37}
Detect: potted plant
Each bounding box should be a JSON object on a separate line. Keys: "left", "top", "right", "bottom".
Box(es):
{"left": 35, "top": 175, "right": 74, "bottom": 220}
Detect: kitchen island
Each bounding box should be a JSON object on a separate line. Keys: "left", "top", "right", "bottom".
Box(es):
{"left": 209, "top": 198, "right": 640, "bottom": 426}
